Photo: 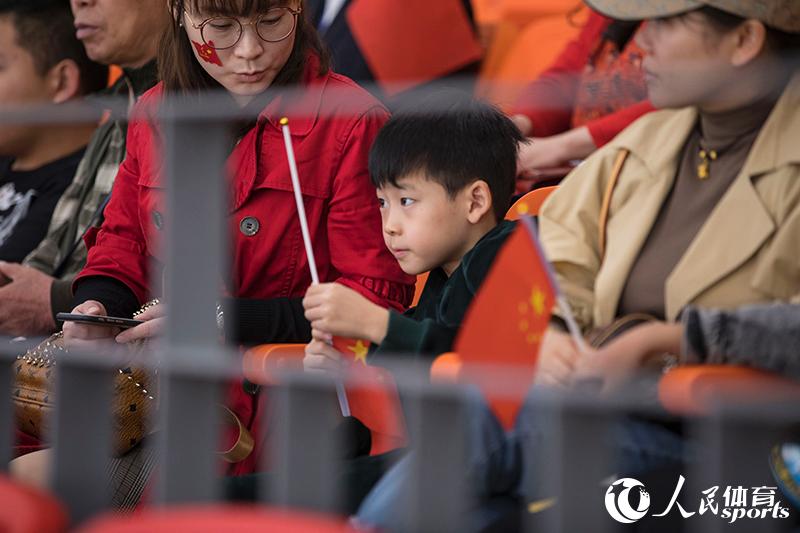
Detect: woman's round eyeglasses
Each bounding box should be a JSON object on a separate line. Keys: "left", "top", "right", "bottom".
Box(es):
{"left": 185, "top": 7, "right": 302, "bottom": 50}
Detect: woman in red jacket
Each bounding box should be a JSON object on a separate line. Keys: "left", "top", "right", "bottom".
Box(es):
{"left": 512, "top": 8, "right": 654, "bottom": 182}
{"left": 61, "top": 0, "right": 414, "bottom": 481}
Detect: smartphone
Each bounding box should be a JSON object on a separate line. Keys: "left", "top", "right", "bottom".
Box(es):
{"left": 56, "top": 313, "right": 144, "bottom": 330}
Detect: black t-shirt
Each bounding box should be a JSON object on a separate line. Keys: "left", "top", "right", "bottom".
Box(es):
{"left": 0, "top": 149, "right": 83, "bottom": 262}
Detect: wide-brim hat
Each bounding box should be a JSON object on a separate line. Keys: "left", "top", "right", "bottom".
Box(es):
{"left": 585, "top": 0, "right": 800, "bottom": 33}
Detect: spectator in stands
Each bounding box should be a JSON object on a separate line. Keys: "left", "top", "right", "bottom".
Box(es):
{"left": 511, "top": 5, "right": 654, "bottom": 181}
{"left": 0, "top": 0, "right": 107, "bottom": 263}
{"left": 536, "top": 0, "right": 800, "bottom": 388}
{"left": 357, "top": 1, "right": 800, "bottom": 529}
{"left": 302, "top": 93, "right": 523, "bottom": 368}
{"left": 0, "top": 0, "right": 163, "bottom": 337}
{"left": 62, "top": 0, "right": 413, "bottom": 493}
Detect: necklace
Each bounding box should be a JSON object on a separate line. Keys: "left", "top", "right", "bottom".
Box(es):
{"left": 697, "top": 144, "right": 718, "bottom": 180}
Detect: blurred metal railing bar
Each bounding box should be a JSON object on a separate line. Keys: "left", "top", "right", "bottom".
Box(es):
{"left": 0, "top": 346, "right": 14, "bottom": 471}
{"left": 403, "top": 383, "right": 470, "bottom": 533}
{"left": 553, "top": 394, "right": 616, "bottom": 533}
{"left": 689, "top": 404, "right": 799, "bottom": 533}
{"left": 154, "top": 355, "right": 225, "bottom": 505}
{"left": 51, "top": 351, "right": 116, "bottom": 524}
{"left": 519, "top": 391, "right": 560, "bottom": 533}
{"left": 0, "top": 76, "right": 585, "bottom": 125}
{"left": 154, "top": 104, "right": 231, "bottom": 504}
{"left": 267, "top": 372, "right": 341, "bottom": 513}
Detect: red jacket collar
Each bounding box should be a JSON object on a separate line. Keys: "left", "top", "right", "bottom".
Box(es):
{"left": 257, "top": 54, "right": 330, "bottom": 137}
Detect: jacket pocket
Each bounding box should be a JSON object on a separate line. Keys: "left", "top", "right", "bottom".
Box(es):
{"left": 136, "top": 178, "right": 165, "bottom": 258}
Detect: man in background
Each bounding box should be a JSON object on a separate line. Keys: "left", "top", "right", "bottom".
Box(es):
{"left": 0, "top": 0, "right": 107, "bottom": 263}
{"left": 0, "top": 0, "right": 166, "bottom": 336}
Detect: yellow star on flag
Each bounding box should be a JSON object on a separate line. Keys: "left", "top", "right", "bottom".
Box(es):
{"left": 348, "top": 340, "right": 369, "bottom": 365}
{"left": 529, "top": 286, "right": 546, "bottom": 316}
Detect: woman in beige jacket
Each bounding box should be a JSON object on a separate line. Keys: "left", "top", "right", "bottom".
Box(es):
{"left": 536, "top": 1, "right": 800, "bottom": 387}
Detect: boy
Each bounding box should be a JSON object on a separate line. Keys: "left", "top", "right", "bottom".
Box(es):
{"left": 303, "top": 92, "right": 525, "bottom": 368}
{"left": 0, "top": 0, "right": 107, "bottom": 263}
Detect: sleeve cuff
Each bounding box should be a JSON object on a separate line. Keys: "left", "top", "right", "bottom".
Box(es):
{"left": 50, "top": 277, "right": 75, "bottom": 320}
{"left": 71, "top": 275, "right": 140, "bottom": 319}
{"left": 680, "top": 307, "right": 707, "bottom": 365}
{"left": 377, "top": 310, "right": 422, "bottom": 356}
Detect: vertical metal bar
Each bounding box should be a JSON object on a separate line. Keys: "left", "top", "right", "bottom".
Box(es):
{"left": 162, "top": 107, "right": 229, "bottom": 348}
{"left": 0, "top": 353, "right": 12, "bottom": 470}
{"left": 155, "top": 102, "right": 231, "bottom": 504}
{"left": 691, "top": 407, "right": 795, "bottom": 533}
{"left": 404, "top": 384, "right": 469, "bottom": 533}
{"left": 268, "top": 373, "right": 341, "bottom": 513}
{"left": 51, "top": 356, "right": 113, "bottom": 524}
{"left": 559, "top": 401, "right": 615, "bottom": 533}
{"left": 689, "top": 414, "right": 724, "bottom": 533}
{"left": 520, "top": 394, "right": 563, "bottom": 533}
{"left": 156, "top": 358, "right": 224, "bottom": 504}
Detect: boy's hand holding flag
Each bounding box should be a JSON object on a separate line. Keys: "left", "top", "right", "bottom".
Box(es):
{"left": 303, "top": 282, "right": 390, "bottom": 346}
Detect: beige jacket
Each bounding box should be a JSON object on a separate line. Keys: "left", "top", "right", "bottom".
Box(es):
{"left": 540, "top": 74, "right": 800, "bottom": 331}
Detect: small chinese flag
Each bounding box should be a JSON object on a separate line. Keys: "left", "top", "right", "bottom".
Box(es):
{"left": 453, "top": 218, "right": 557, "bottom": 429}
{"left": 192, "top": 40, "right": 223, "bottom": 67}
{"left": 346, "top": 0, "right": 483, "bottom": 96}
{"left": 333, "top": 336, "right": 407, "bottom": 455}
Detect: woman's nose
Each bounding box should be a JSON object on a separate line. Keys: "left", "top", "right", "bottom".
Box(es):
{"left": 635, "top": 21, "right": 655, "bottom": 54}
{"left": 233, "top": 24, "right": 265, "bottom": 60}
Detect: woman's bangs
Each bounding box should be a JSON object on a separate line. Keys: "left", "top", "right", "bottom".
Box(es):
{"left": 187, "top": 0, "right": 290, "bottom": 17}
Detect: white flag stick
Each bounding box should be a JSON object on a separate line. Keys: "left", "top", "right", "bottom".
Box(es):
{"left": 557, "top": 295, "right": 589, "bottom": 354}
{"left": 520, "top": 217, "right": 589, "bottom": 355}
{"left": 281, "top": 118, "right": 351, "bottom": 417}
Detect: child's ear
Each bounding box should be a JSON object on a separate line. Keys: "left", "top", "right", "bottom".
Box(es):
{"left": 465, "top": 180, "right": 493, "bottom": 224}
{"left": 47, "top": 59, "right": 82, "bottom": 104}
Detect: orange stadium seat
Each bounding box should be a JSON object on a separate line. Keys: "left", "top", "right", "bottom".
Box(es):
{"left": 477, "top": 1, "right": 586, "bottom": 109}
{"left": 108, "top": 65, "right": 123, "bottom": 87}
{"left": 658, "top": 365, "right": 800, "bottom": 416}
{"left": 0, "top": 475, "right": 68, "bottom": 533}
{"left": 479, "top": 14, "right": 584, "bottom": 109}
{"left": 506, "top": 186, "right": 559, "bottom": 220}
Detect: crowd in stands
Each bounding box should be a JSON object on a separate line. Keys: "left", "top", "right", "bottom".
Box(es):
{"left": 3, "top": 0, "right": 800, "bottom": 530}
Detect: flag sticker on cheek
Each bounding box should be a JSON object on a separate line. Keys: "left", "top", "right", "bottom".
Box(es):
{"left": 191, "top": 40, "right": 223, "bottom": 66}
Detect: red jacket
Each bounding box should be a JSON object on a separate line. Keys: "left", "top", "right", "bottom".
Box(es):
{"left": 77, "top": 60, "right": 414, "bottom": 474}
{"left": 511, "top": 11, "right": 654, "bottom": 147}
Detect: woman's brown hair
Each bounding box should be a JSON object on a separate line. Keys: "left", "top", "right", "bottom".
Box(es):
{"left": 158, "top": 0, "right": 330, "bottom": 94}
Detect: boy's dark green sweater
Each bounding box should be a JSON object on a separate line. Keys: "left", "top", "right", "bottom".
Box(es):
{"left": 372, "top": 220, "right": 516, "bottom": 360}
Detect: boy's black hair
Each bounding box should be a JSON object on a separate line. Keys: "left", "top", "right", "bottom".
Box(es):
{"left": 369, "top": 91, "right": 525, "bottom": 222}
{"left": 0, "top": 0, "right": 108, "bottom": 95}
